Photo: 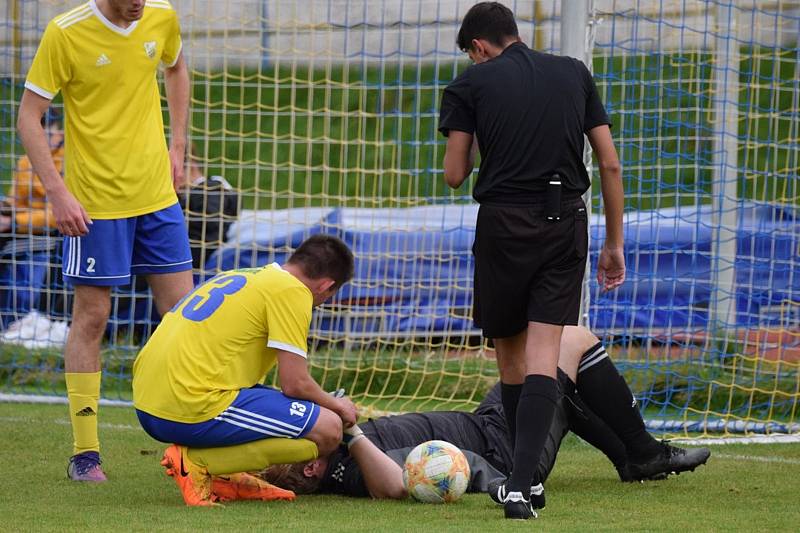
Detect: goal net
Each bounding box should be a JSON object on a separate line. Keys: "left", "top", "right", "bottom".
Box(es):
{"left": 0, "top": 0, "right": 797, "bottom": 436}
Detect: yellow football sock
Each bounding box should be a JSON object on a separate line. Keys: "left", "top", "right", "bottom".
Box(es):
{"left": 187, "top": 438, "right": 318, "bottom": 475}
{"left": 65, "top": 372, "right": 101, "bottom": 455}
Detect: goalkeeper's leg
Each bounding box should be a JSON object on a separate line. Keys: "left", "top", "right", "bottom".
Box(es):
{"left": 562, "top": 326, "right": 711, "bottom": 480}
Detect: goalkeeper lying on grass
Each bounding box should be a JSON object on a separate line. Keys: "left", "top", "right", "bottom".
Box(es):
{"left": 256, "top": 326, "right": 710, "bottom": 504}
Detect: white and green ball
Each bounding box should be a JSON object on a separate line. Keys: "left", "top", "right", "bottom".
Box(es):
{"left": 402, "top": 440, "right": 470, "bottom": 503}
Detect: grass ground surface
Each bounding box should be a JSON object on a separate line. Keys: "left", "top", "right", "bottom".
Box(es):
{"left": 2, "top": 402, "right": 799, "bottom": 532}
{"left": 4, "top": 342, "right": 797, "bottom": 427}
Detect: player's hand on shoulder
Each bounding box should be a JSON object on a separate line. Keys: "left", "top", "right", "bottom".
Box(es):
{"left": 597, "top": 243, "right": 625, "bottom": 292}
{"left": 49, "top": 187, "right": 91, "bottom": 236}
{"left": 335, "top": 396, "right": 359, "bottom": 428}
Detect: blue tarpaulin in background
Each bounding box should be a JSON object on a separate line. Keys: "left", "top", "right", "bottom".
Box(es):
{"left": 210, "top": 202, "right": 799, "bottom": 335}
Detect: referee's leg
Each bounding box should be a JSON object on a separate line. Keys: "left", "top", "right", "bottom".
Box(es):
{"left": 495, "top": 322, "right": 562, "bottom": 498}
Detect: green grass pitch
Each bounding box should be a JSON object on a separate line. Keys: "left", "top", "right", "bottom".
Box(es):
{"left": 2, "top": 402, "right": 798, "bottom": 532}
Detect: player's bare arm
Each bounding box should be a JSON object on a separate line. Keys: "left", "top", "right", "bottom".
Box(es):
{"left": 17, "top": 89, "right": 91, "bottom": 236}
{"left": 587, "top": 124, "right": 625, "bottom": 291}
{"left": 346, "top": 429, "right": 407, "bottom": 499}
{"left": 443, "top": 130, "right": 476, "bottom": 188}
{"left": 164, "top": 52, "right": 190, "bottom": 190}
{"left": 277, "top": 350, "right": 358, "bottom": 427}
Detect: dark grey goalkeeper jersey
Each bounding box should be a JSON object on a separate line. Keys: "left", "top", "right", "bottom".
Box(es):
{"left": 318, "top": 410, "right": 507, "bottom": 497}
{"left": 318, "top": 379, "right": 574, "bottom": 497}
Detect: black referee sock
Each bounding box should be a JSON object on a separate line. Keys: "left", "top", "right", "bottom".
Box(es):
{"left": 576, "top": 343, "right": 662, "bottom": 462}
{"left": 500, "top": 382, "right": 523, "bottom": 449}
{"left": 506, "top": 374, "right": 558, "bottom": 494}
{"left": 561, "top": 374, "right": 628, "bottom": 468}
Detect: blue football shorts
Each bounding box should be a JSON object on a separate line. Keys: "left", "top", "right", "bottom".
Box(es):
{"left": 136, "top": 385, "right": 321, "bottom": 447}
{"left": 62, "top": 202, "right": 192, "bottom": 286}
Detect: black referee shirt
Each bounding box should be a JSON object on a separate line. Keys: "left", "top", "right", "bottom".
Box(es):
{"left": 439, "top": 42, "right": 611, "bottom": 203}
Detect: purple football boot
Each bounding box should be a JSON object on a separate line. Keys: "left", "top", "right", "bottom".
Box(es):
{"left": 67, "top": 451, "right": 107, "bottom": 482}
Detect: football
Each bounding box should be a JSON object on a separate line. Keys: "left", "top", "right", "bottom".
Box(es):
{"left": 402, "top": 440, "right": 470, "bottom": 503}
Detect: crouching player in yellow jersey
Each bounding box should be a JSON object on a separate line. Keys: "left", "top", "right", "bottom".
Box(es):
{"left": 132, "top": 235, "right": 359, "bottom": 506}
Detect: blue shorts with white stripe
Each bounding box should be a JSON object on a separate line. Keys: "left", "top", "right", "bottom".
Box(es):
{"left": 136, "top": 384, "right": 320, "bottom": 447}
{"left": 62, "top": 202, "right": 192, "bottom": 287}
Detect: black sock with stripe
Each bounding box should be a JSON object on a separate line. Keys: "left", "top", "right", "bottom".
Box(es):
{"left": 561, "top": 372, "right": 628, "bottom": 469}
{"left": 576, "top": 343, "right": 662, "bottom": 462}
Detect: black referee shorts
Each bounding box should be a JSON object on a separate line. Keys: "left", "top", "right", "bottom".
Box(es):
{"left": 472, "top": 198, "right": 588, "bottom": 339}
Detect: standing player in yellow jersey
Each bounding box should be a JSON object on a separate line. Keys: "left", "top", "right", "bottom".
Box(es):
{"left": 132, "top": 235, "right": 359, "bottom": 506}
{"left": 17, "top": 0, "right": 193, "bottom": 482}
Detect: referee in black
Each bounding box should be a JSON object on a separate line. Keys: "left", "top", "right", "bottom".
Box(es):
{"left": 438, "top": 2, "right": 625, "bottom": 519}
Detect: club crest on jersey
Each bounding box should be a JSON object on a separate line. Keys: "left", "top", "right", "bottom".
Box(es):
{"left": 144, "top": 41, "right": 157, "bottom": 59}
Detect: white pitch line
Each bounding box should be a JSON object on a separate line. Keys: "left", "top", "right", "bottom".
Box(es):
{"left": 0, "top": 416, "right": 139, "bottom": 431}
{"left": 0, "top": 393, "right": 132, "bottom": 407}
{"left": 674, "top": 434, "right": 800, "bottom": 446}
{"left": 714, "top": 453, "right": 800, "bottom": 466}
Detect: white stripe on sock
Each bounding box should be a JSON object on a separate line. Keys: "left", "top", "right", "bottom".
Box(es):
{"left": 578, "top": 348, "right": 608, "bottom": 373}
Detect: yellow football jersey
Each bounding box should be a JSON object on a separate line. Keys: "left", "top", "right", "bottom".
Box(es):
{"left": 24, "top": 0, "right": 182, "bottom": 219}
{"left": 132, "top": 263, "right": 313, "bottom": 423}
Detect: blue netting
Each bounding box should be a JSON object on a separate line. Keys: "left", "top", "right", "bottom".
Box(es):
{"left": 0, "top": 1, "right": 797, "bottom": 434}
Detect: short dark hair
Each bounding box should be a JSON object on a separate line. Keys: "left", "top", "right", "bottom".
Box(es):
{"left": 456, "top": 2, "right": 519, "bottom": 52}
{"left": 287, "top": 234, "right": 354, "bottom": 290}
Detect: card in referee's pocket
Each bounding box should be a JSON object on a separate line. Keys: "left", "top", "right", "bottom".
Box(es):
{"left": 574, "top": 206, "right": 588, "bottom": 260}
